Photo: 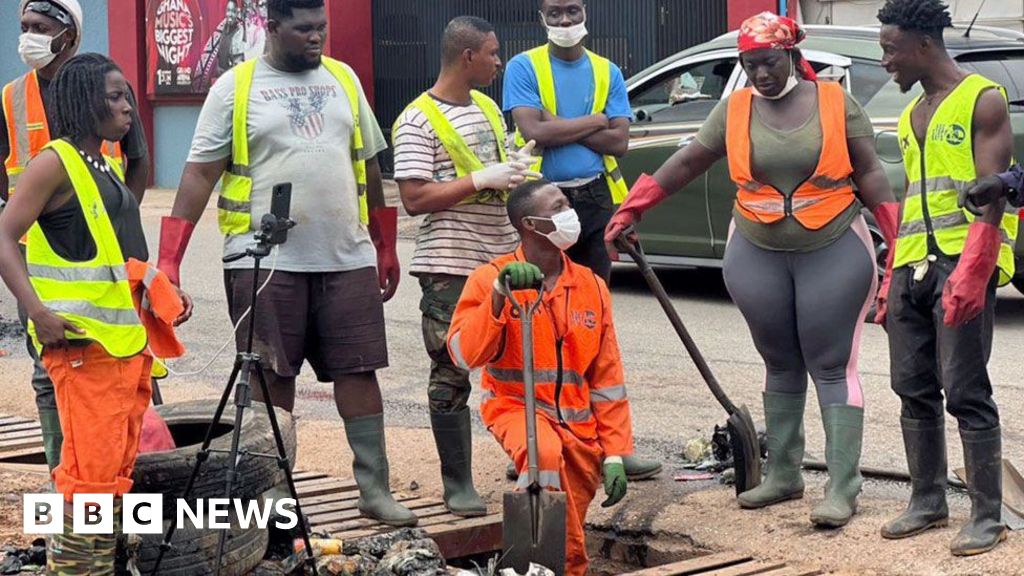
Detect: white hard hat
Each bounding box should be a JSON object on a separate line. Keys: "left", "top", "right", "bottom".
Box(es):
{"left": 19, "top": 0, "right": 84, "bottom": 56}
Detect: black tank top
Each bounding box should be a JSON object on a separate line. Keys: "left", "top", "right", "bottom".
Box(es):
{"left": 36, "top": 149, "right": 149, "bottom": 263}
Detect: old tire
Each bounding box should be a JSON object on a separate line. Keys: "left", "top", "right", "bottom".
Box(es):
{"left": 131, "top": 399, "right": 297, "bottom": 501}
{"left": 116, "top": 519, "right": 269, "bottom": 576}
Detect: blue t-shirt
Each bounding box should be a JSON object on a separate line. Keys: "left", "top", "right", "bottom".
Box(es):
{"left": 502, "top": 51, "right": 631, "bottom": 183}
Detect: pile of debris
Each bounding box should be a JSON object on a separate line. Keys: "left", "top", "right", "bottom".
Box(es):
{"left": 0, "top": 540, "right": 46, "bottom": 575}
{"left": 260, "top": 528, "right": 449, "bottom": 576}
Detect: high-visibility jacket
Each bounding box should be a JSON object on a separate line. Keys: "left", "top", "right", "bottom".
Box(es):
{"left": 26, "top": 139, "right": 146, "bottom": 358}
{"left": 395, "top": 90, "right": 508, "bottom": 202}
{"left": 3, "top": 70, "right": 124, "bottom": 196}
{"left": 218, "top": 57, "right": 369, "bottom": 236}
{"left": 513, "top": 45, "right": 629, "bottom": 204}
{"left": 127, "top": 258, "right": 185, "bottom": 360}
{"left": 894, "top": 74, "right": 1018, "bottom": 285}
{"left": 726, "top": 82, "right": 857, "bottom": 230}
{"left": 447, "top": 248, "right": 633, "bottom": 457}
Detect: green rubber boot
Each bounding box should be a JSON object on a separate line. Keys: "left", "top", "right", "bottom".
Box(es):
{"left": 738, "top": 391, "right": 806, "bottom": 509}
{"left": 623, "top": 454, "right": 663, "bottom": 481}
{"left": 810, "top": 405, "right": 864, "bottom": 528}
{"left": 881, "top": 417, "right": 949, "bottom": 539}
{"left": 950, "top": 427, "right": 1007, "bottom": 556}
{"left": 344, "top": 414, "right": 418, "bottom": 527}
{"left": 431, "top": 408, "right": 487, "bottom": 517}
{"left": 38, "top": 408, "right": 63, "bottom": 472}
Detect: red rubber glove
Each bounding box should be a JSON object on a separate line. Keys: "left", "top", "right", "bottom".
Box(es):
{"left": 942, "top": 221, "right": 1001, "bottom": 327}
{"left": 157, "top": 216, "right": 196, "bottom": 287}
{"left": 872, "top": 202, "right": 900, "bottom": 327}
{"left": 604, "top": 173, "right": 669, "bottom": 257}
{"left": 369, "top": 207, "right": 400, "bottom": 302}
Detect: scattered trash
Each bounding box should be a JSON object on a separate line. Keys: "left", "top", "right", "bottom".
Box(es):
{"left": 293, "top": 537, "right": 344, "bottom": 557}
{"left": 455, "top": 560, "right": 554, "bottom": 576}
{"left": 282, "top": 528, "right": 447, "bottom": 576}
{"left": 499, "top": 563, "right": 556, "bottom": 576}
{"left": 1, "top": 539, "right": 47, "bottom": 574}
{"left": 674, "top": 472, "right": 716, "bottom": 482}
{"left": 409, "top": 480, "right": 420, "bottom": 491}
{"left": 681, "top": 437, "right": 711, "bottom": 463}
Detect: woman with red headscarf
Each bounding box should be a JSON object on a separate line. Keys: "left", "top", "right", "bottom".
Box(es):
{"left": 606, "top": 12, "right": 900, "bottom": 528}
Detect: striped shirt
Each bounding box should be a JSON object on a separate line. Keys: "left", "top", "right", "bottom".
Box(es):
{"left": 394, "top": 94, "right": 519, "bottom": 277}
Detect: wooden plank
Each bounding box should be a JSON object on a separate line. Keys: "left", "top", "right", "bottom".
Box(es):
{"left": 0, "top": 416, "right": 33, "bottom": 426}
{"left": 422, "top": 515, "right": 503, "bottom": 559}
{"left": 0, "top": 446, "right": 47, "bottom": 461}
{"left": 702, "top": 561, "right": 788, "bottom": 576}
{"left": 302, "top": 492, "right": 420, "bottom": 516}
{"left": 0, "top": 422, "right": 44, "bottom": 433}
{"left": 0, "top": 429, "right": 43, "bottom": 442}
{"left": 311, "top": 499, "right": 443, "bottom": 526}
{"left": 292, "top": 470, "right": 331, "bottom": 482}
{"left": 619, "top": 553, "right": 755, "bottom": 576}
{"left": 320, "top": 504, "right": 452, "bottom": 535}
{"left": 0, "top": 437, "right": 44, "bottom": 450}
{"left": 294, "top": 478, "right": 358, "bottom": 498}
{"left": 752, "top": 567, "right": 821, "bottom": 576}
{"left": 0, "top": 462, "right": 50, "bottom": 475}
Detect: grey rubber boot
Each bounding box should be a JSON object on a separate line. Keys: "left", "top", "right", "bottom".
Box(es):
{"left": 431, "top": 408, "right": 487, "bottom": 517}
{"left": 38, "top": 408, "right": 63, "bottom": 472}
{"left": 810, "top": 405, "right": 864, "bottom": 528}
{"left": 950, "top": 427, "right": 1007, "bottom": 556}
{"left": 623, "top": 454, "right": 663, "bottom": 481}
{"left": 738, "top": 391, "right": 806, "bottom": 509}
{"left": 881, "top": 417, "right": 949, "bottom": 539}
{"left": 344, "top": 414, "right": 418, "bottom": 527}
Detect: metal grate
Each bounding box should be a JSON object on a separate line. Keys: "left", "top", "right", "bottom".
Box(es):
{"left": 372, "top": 0, "right": 728, "bottom": 174}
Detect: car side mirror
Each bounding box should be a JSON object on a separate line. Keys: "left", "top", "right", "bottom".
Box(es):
{"left": 634, "top": 108, "right": 649, "bottom": 122}
{"left": 875, "top": 130, "right": 902, "bottom": 165}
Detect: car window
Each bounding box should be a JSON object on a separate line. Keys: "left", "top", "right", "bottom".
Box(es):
{"left": 631, "top": 57, "right": 737, "bottom": 124}
{"left": 957, "top": 51, "right": 1024, "bottom": 110}
{"left": 849, "top": 61, "right": 891, "bottom": 107}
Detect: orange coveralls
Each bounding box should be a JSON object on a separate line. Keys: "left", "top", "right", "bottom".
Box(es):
{"left": 448, "top": 248, "right": 634, "bottom": 576}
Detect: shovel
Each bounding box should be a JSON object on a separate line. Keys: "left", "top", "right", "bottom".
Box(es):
{"left": 615, "top": 229, "right": 762, "bottom": 495}
{"left": 501, "top": 280, "right": 568, "bottom": 576}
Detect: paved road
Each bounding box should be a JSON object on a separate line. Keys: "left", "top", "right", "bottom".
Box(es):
{"left": 3, "top": 189, "right": 1023, "bottom": 475}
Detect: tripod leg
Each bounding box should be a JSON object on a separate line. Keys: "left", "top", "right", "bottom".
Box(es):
{"left": 254, "top": 361, "right": 318, "bottom": 573}
{"left": 150, "top": 357, "right": 242, "bottom": 576}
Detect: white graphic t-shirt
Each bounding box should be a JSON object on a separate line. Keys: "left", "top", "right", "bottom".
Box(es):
{"left": 188, "top": 57, "right": 387, "bottom": 272}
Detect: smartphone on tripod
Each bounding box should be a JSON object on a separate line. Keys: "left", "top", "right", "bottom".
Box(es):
{"left": 267, "top": 183, "right": 292, "bottom": 245}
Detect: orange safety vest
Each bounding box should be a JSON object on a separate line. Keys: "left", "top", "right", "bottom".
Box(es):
{"left": 3, "top": 70, "right": 123, "bottom": 194}
{"left": 447, "top": 248, "right": 633, "bottom": 457}
{"left": 127, "top": 258, "right": 185, "bottom": 361}
{"left": 726, "top": 81, "right": 856, "bottom": 231}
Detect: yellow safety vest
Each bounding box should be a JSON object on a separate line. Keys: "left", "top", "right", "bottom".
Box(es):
{"left": 396, "top": 90, "right": 508, "bottom": 201}
{"left": 26, "top": 139, "right": 146, "bottom": 358}
{"left": 217, "top": 57, "right": 369, "bottom": 236}
{"left": 513, "top": 45, "right": 628, "bottom": 204}
{"left": 894, "top": 74, "right": 1018, "bottom": 286}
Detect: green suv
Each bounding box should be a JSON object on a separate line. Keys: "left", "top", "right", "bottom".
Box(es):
{"left": 621, "top": 24, "right": 1024, "bottom": 295}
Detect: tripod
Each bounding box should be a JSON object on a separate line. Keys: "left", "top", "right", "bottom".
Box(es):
{"left": 151, "top": 215, "right": 317, "bottom": 575}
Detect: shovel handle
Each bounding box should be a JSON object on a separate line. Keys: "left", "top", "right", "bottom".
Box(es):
{"left": 614, "top": 228, "right": 739, "bottom": 416}
{"left": 504, "top": 279, "right": 546, "bottom": 488}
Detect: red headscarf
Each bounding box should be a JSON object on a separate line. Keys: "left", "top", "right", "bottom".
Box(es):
{"left": 738, "top": 12, "right": 817, "bottom": 81}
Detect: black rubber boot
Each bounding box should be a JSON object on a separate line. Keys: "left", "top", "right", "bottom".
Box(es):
{"left": 623, "top": 454, "right": 663, "bottom": 481}
{"left": 38, "top": 407, "right": 63, "bottom": 472}
{"left": 431, "top": 408, "right": 487, "bottom": 517}
{"left": 738, "top": 391, "right": 806, "bottom": 509}
{"left": 881, "top": 417, "right": 949, "bottom": 539}
{"left": 344, "top": 414, "right": 418, "bottom": 527}
{"left": 950, "top": 427, "right": 1007, "bottom": 556}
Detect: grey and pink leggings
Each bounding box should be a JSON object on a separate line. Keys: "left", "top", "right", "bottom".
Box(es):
{"left": 723, "top": 217, "right": 877, "bottom": 408}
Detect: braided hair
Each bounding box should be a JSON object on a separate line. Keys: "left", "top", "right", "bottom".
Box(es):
{"left": 878, "top": 0, "right": 953, "bottom": 41}
{"left": 267, "top": 0, "right": 323, "bottom": 21}
{"left": 48, "top": 53, "right": 121, "bottom": 142}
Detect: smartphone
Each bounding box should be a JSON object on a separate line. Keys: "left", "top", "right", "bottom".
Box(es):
{"left": 268, "top": 183, "right": 292, "bottom": 245}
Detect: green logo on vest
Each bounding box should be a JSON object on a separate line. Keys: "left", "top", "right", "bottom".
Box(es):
{"left": 931, "top": 123, "right": 966, "bottom": 146}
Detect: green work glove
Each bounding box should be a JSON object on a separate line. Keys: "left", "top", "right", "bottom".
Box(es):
{"left": 496, "top": 262, "right": 543, "bottom": 294}
{"left": 601, "top": 457, "right": 627, "bottom": 507}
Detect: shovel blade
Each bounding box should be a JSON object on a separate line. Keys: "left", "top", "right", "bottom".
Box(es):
{"left": 728, "top": 405, "right": 763, "bottom": 496}
{"left": 502, "top": 490, "right": 567, "bottom": 576}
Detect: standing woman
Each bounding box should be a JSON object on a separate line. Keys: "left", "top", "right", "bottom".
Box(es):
{"left": 606, "top": 12, "right": 900, "bottom": 528}
{"left": 0, "top": 53, "right": 191, "bottom": 570}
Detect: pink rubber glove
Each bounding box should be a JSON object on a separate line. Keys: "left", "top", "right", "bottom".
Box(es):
{"left": 942, "top": 221, "right": 1001, "bottom": 327}
{"left": 369, "top": 207, "right": 400, "bottom": 302}
{"left": 157, "top": 216, "right": 195, "bottom": 287}
{"left": 604, "top": 173, "right": 669, "bottom": 247}
{"left": 872, "top": 202, "right": 900, "bottom": 327}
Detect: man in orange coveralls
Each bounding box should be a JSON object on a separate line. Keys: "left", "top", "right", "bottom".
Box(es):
{"left": 447, "top": 178, "right": 632, "bottom": 576}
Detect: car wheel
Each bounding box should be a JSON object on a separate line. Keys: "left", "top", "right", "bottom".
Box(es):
{"left": 131, "top": 400, "right": 297, "bottom": 501}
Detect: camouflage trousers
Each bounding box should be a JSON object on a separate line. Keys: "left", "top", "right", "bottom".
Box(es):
{"left": 48, "top": 500, "right": 119, "bottom": 575}
{"left": 419, "top": 274, "right": 471, "bottom": 414}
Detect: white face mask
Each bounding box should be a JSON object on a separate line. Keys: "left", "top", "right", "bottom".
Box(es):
{"left": 751, "top": 55, "right": 799, "bottom": 100}
{"left": 542, "top": 14, "right": 588, "bottom": 48}
{"left": 531, "top": 209, "right": 582, "bottom": 251}
{"left": 18, "top": 29, "right": 66, "bottom": 70}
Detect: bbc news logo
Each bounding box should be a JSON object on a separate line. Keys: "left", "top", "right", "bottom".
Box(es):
{"left": 24, "top": 494, "right": 299, "bottom": 534}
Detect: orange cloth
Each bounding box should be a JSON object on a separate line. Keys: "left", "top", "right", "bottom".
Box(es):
{"left": 447, "top": 247, "right": 634, "bottom": 576}
{"left": 127, "top": 258, "right": 185, "bottom": 359}
{"left": 43, "top": 343, "right": 152, "bottom": 500}
{"left": 727, "top": 82, "right": 855, "bottom": 231}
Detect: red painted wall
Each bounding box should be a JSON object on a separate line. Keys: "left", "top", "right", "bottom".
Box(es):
{"left": 108, "top": 0, "right": 153, "bottom": 184}
{"left": 728, "top": 0, "right": 799, "bottom": 29}
{"left": 328, "top": 0, "right": 375, "bottom": 105}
